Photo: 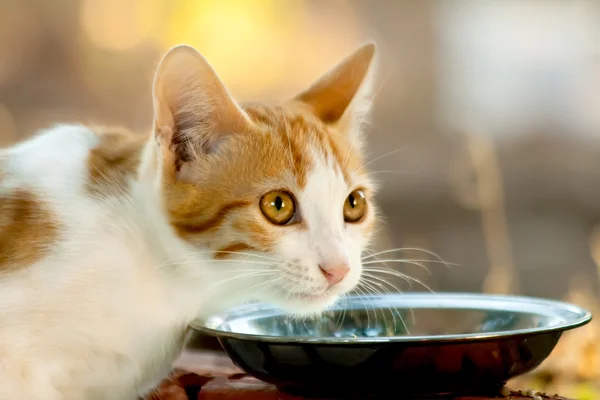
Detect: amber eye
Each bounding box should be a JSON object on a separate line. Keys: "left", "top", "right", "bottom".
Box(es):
{"left": 344, "top": 189, "right": 367, "bottom": 223}
{"left": 260, "top": 191, "right": 296, "bottom": 225}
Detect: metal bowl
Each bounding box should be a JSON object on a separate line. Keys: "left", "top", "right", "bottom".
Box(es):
{"left": 190, "top": 293, "right": 591, "bottom": 398}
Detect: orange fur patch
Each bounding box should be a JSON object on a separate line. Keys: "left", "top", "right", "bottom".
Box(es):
{"left": 241, "top": 103, "right": 364, "bottom": 186}
{"left": 214, "top": 242, "right": 257, "bottom": 259}
{"left": 171, "top": 200, "right": 251, "bottom": 236}
{"left": 86, "top": 128, "right": 148, "bottom": 196}
{"left": 231, "top": 218, "right": 276, "bottom": 251}
{"left": 0, "top": 188, "right": 60, "bottom": 272}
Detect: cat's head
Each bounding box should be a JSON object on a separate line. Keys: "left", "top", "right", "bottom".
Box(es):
{"left": 151, "top": 43, "right": 379, "bottom": 315}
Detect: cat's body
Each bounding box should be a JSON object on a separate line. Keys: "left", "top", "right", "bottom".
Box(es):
{"left": 0, "top": 43, "right": 379, "bottom": 399}
{"left": 0, "top": 126, "right": 198, "bottom": 399}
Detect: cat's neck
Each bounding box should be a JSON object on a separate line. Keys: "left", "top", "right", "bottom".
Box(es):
{"left": 84, "top": 128, "right": 220, "bottom": 320}
{"left": 83, "top": 127, "right": 260, "bottom": 322}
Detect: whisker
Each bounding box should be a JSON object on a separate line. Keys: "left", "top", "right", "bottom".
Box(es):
{"left": 367, "top": 170, "right": 414, "bottom": 176}
{"left": 362, "top": 268, "right": 434, "bottom": 293}
{"left": 206, "top": 271, "right": 278, "bottom": 293}
{"left": 362, "top": 259, "right": 432, "bottom": 275}
{"left": 361, "top": 279, "right": 409, "bottom": 335}
{"left": 360, "top": 275, "right": 412, "bottom": 334}
{"left": 359, "top": 279, "right": 391, "bottom": 330}
{"left": 359, "top": 250, "right": 398, "bottom": 283}
{"left": 361, "top": 273, "right": 403, "bottom": 293}
{"left": 352, "top": 286, "right": 373, "bottom": 330}
{"left": 335, "top": 294, "right": 349, "bottom": 332}
{"left": 210, "top": 269, "right": 275, "bottom": 275}
{"left": 363, "top": 265, "right": 421, "bottom": 285}
{"left": 237, "top": 276, "right": 285, "bottom": 298}
{"left": 363, "top": 148, "right": 406, "bottom": 168}
{"left": 361, "top": 258, "right": 453, "bottom": 266}
{"left": 362, "top": 247, "right": 445, "bottom": 262}
{"left": 361, "top": 275, "right": 410, "bottom": 318}
{"left": 361, "top": 247, "right": 457, "bottom": 269}
{"left": 355, "top": 66, "right": 395, "bottom": 140}
{"left": 342, "top": 67, "right": 396, "bottom": 173}
{"left": 302, "top": 316, "right": 311, "bottom": 335}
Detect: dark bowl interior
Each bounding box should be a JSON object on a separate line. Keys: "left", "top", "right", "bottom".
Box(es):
{"left": 190, "top": 293, "right": 591, "bottom": 398}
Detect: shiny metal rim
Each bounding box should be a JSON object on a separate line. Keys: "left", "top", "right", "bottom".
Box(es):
{"left": 189, "top": 292, "right": 592, "bottom": 344}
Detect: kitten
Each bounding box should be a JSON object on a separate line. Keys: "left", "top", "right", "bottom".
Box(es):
{"left": 0, "top": 42, "right": 379, "bottom": 399}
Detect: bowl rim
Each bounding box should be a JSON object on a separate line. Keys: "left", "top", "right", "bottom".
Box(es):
{"left": 189, "top": 292, "right": 593, "bottom": 344}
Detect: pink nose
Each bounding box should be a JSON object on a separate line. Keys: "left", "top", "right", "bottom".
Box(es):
{"left": 319, "top": 264, "right": 350, "bottom": 287}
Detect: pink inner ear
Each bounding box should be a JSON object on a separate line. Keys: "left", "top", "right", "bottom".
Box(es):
{"left": 153, "top": 45, "right": 256, "bottom": 167}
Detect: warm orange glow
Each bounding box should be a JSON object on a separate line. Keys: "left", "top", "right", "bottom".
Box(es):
{"left": 80, "top": 0, "right": 161, "bottom": 51}
{"left": 156, "top": 0, "right": 364, "bottom": 98}
{"left": 590, "top": 223, "right": 600, "bottom": 282}
{"left": 511, "top": 276, "right": 600, "bottom": 398}
{"left": 159, "top": 0, "right": 295, "bottom": 98}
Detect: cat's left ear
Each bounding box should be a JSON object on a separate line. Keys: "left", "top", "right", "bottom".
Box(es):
{"left": 152, "top": 45, "right": 254, "bottom": 170}
{"left": 292, "top": 42, "right": 377, "bottom": 144}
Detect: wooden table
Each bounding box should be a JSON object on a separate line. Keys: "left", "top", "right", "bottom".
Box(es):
{"left": 147, "top": 350, "right": 573, "bottom": 400}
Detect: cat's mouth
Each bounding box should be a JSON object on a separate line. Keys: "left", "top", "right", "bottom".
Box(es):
{"left": 283, "top": 282, "right": 351, "bottom": 302}
{"left": 268, "top": 286, "right": 344, "bottom": 315}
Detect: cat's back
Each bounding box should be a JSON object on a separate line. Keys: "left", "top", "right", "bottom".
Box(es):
{"left": 0, "top": 124, "right": 142, "bottom": 282}
{"left": 1, "top": 124, "right": 146, "bottom": 197}
{"left": 0, "top": 123, "right": 154, "bottom": 275}
{"left": 0, "top": 124, "right": 146, "bottom": 269}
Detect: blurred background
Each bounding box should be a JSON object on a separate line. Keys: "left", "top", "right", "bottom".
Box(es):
{"left": 1, "top": 0, "right": 599, "bottom": 397}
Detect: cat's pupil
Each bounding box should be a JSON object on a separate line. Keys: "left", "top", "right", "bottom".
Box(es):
{"left": 348, "top": 194, "right": 356, "bottom": 208}
{"left": 275, "top": 196, "right": 283, "bottom": 210}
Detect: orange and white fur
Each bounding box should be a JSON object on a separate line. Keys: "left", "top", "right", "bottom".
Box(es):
{"left": 0, "top": 43, "right": 379, "bottom": 399}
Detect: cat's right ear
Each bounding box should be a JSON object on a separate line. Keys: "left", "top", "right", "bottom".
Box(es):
{"left": 152, "top": 45, "right": 253, "bottom": 171}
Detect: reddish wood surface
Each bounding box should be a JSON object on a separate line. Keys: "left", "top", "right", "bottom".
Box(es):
{"left": 148, "top": 350, "right": 572, "bottom": 400}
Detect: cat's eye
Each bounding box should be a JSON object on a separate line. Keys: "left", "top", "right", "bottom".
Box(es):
{"left": 260, "top": 191, "right": 296, "bottom": 225}
{"left": 343, "top": 189, "right": 367, "bottom": 223}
